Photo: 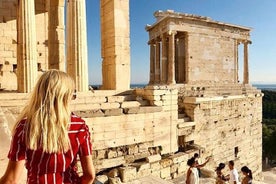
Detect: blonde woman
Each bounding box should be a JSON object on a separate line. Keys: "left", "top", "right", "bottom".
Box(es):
{"left": 0, "top": 70, "right": 95, "bottom": 184}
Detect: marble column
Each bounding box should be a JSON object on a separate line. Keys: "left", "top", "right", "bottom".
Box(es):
{"left": 175, "top": 38, "right": 179, "bottom": 83}
{"left": 177, "top": 36, "right": 186, "bottom": 83}
{"left": 161, "top": 34, "right": 168, "bottom": 84}
{"left": 66, "top": 0, "right": 89, "bottom": 91}
{"left": 101, "top": 0, "right": 130, "bottom": 90}
{"left": 48, "top": 0, "right": 65, "bottom": 71}
{"left": 167, "top": 31, "right": 176, "bottom": 84}
{"left": 149, "top": 42, "right": 156, "bottom": 84}
{"left": 184, "top": 33, "right": 189, "bottom": 83}
{"left": 234, "top": 40, "right": 239, "bottom": 83}
{"left": 155, "top": 39, "right": 161, "bottom": 83}
{"left": 243, "top": 41, "right": 249, "bottom": 84}
{"left": 17, "top": 0, "right": 38, "bottom": 93}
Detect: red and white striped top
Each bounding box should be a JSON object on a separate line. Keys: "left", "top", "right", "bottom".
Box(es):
{"left": 8, "top": 114, "right": 92, "bottom": 184}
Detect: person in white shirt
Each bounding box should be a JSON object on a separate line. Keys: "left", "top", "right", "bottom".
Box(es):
{"left": 227, "top": 160, "right": 240, "bottom": 184}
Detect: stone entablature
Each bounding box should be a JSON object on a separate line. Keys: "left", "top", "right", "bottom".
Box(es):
{"left": 148, "top": 10, "right": 251, "bottom": 40}
{"left": 146, "top": 10, "right": 251, "bottom": 86}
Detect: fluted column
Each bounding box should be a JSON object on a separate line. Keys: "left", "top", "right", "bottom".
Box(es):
{"left": 167, "top": 31, "right": 176, "bottom": 84}
{"left": 149, "top": 42, "right": 156, "bottom": 84}
{"left": 155, "top": 39, "right": 161, "bottom": 83}
{"left": 66, "top": 0, "right": 89, "bottom": 91}
{"left": 48, "top": 0, "right": 65, "bottom": 71}
{"left": 161, "top": 34, "right": 168, "bottom": 84}
{"left": 243, "top": 41, "right": 249, "bottom": 84}
{"left": 17, "top": 0, "right": 38, "bottom": 93}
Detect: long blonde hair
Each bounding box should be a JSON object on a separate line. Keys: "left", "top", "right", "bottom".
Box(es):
{"left": 15, "top": 69, "right": 75, "bottom": 153}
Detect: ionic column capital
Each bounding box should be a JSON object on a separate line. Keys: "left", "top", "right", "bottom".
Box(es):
{"left": 148, "top": 40, "right": 157, "bottom": 45}
{"left": 168, "top": 30, "right": 177, "bottom": 36}
{"left": 239, "top": 39, "right": 252, "bottom": 45}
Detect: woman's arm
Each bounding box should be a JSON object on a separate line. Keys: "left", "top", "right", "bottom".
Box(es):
{"left": 80, "top": 155, "right": 95, "bottom": 184}
{"left": 186, "top": 167, "right": 191, "bottom": 184}
{"left": 0, "top": 160, "right": 25, "bottom": 184}
{"left": 197, "top": 157, "right": 210, "bottom": 168}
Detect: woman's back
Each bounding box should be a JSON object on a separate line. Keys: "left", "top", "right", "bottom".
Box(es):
{"left": 216, "top": 169, "right": 226, "bottom": 184}
{"left": 1, "top": 70, "right": 95, "bottom": 184}
{"left": 242, "top": 176, "right": 252, "bottom": 184}
{"left": 8, "top": 114, "right": 92, "bottom": 183}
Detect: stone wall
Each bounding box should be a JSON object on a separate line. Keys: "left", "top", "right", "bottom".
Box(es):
{"left": 0, "top": 88, "right": 180, "bottom": 176}
{"left": 0, "top": 86, "right": 263, "bottom": 182}
{"left": 187, "top": 33, "right": 236, "bottom": 84}
{"left": 0, "top": 0, "right": 18, "bottom": 90}
{"left": 179, "top": 93, "right": 263, "bottom": 180}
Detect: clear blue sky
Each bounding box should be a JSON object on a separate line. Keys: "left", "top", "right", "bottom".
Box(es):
{"left": 85, "top": 0, "right": 276, "bottom": 85}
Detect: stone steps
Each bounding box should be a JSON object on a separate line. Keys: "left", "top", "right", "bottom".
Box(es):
{"left": 177, "top": 121, "right": 196, "bottom": 128}
{"left": 177, "top": 113, "right": 195, "bottom": 137}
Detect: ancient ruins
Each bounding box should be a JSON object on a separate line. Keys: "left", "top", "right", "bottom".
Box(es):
{"left": 0, "top": 0, "right": 263, "bottom": 183}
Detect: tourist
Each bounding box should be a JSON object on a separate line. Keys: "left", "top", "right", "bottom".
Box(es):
{"left": 186, "top": 157, "right": 199, "bottom": 184}
{"left": 215, "top": 163, "right": 227, "bottom": 184}
{"left": 241, "top": 166, "right": 253, "bottom": 184}
{"left": 226, "top": 160, "right": 240, "bottom": 184}
{"left": 0, "top": 70, "right": 95, "bottom": 183}
{"left": 193, "top": 153, "right": 201, "bottom": 177}
{"left": 186, "top": 156, "right": 210, "bottom": 184}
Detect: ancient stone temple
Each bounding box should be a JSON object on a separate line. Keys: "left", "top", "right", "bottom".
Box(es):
{"left": 0, "top": 1, "right": 262, "bottom": 183}
{"left": 147, "top": 10, "right": 251, "bottom": 86}
{"left": 0, "top": 0, "right": 130, "bottom": 92}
